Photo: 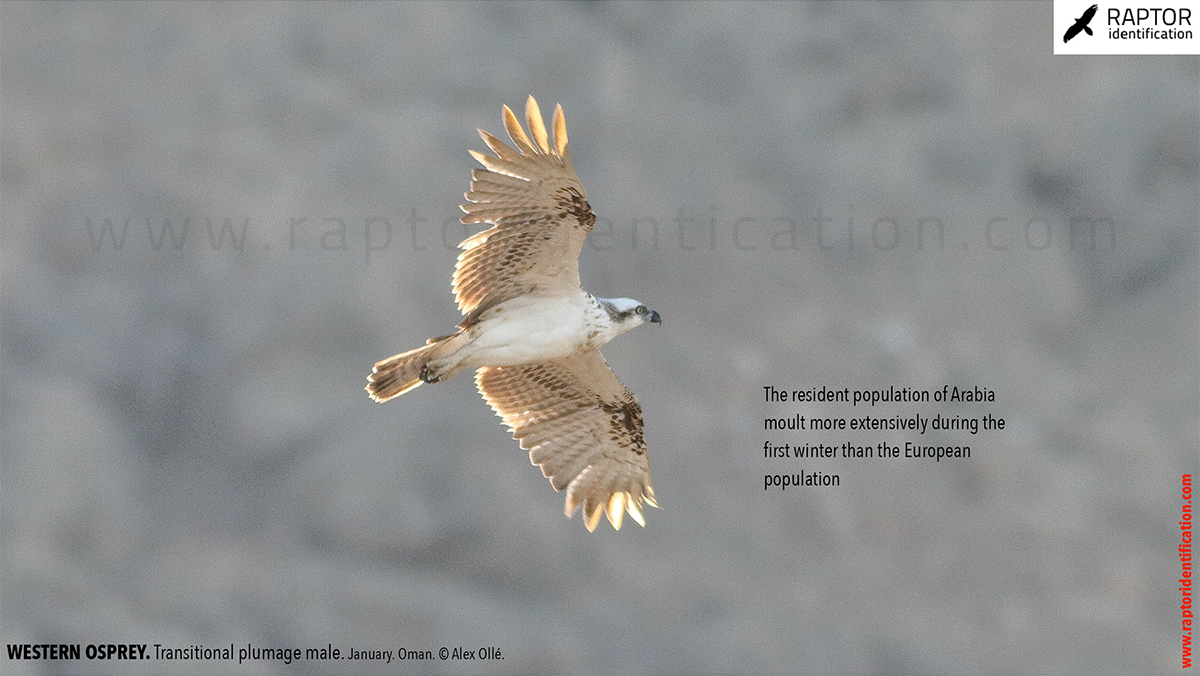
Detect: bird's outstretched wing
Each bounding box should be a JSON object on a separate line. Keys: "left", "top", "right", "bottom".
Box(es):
{"left": 476, "top": 351, "right": 657, "bottom": 532}
{"left": 456, "top": 96, "right": 597, "bottom": 324}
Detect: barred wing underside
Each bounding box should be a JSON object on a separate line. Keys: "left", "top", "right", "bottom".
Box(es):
{"left": 475, "top": 351, "right": 657, "bottom": 531}
{"left": 456, "top": 96, "right": 597, "bottom": 324}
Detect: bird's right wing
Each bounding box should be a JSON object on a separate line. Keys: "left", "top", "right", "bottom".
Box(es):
{"left": 475, "top": 350, "right": 657, "bottom": 532}
{"left": 456, "top": 96, "right": 598, "bottom": 325}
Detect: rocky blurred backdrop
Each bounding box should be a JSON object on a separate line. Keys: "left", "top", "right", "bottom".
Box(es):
{"left": 2, "top": 2, "right": 1196, "bottom": 674}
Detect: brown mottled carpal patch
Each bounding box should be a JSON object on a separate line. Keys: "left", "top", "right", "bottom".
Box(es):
{"left": 599, "top": 398, "right": 646, "bottom": 453}
{"left": 555, "top": 186, "right": 595, "bottom": 230}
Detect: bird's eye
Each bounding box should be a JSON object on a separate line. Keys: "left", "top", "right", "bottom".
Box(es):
{"left": 635, "top": 305, "right": 647, "bottom": 315}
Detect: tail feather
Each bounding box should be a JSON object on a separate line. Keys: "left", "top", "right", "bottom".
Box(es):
{"left": 366, "top": 334, "right": 460, "bottom": 402}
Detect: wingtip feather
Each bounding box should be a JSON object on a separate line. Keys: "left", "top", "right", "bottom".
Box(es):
{"left": 584, "top": 505, "right": 603, "bottom": 532}
{"left": 627, "top": 498, "right": 646, "bottom": 527}
{"left": 552, "top": 103, "right": 568, "bottom": 158}
{"left": 478, "top": 129, "right": 518, "bottom": 161}
{"left": 502, "top": 104, "right": 536, "bottom": 155}
{"left": 525, "top": 96, "right": 551, "bottom": 155}
{"left": 606, "top": 492, "right": 626, "bottom": 530}
{"left": 644, "top": 483, "right": 659, "bottom": 508}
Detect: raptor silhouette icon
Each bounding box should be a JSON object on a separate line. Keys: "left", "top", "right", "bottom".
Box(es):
{"left": 1063, "top": 4, "right": 1098, "bottom": 42}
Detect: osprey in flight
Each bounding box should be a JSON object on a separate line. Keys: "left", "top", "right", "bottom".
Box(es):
{"left": 366, "top": 97, "right": 660, "bottom": 532}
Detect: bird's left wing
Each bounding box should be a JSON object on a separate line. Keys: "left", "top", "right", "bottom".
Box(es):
{"left": 475, "top": 350, "right": 657, "bottom": 532}
{"left": 456, "top": 96, "right": 597, "bottom": 324}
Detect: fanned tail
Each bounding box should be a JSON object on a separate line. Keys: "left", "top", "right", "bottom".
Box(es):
{"left": 366, "top": 334, "right": 461, "bottom": 402}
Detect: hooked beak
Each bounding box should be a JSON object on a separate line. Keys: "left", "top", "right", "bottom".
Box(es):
{"left": 649, "top": 309, "right": 662, "bottom": 325}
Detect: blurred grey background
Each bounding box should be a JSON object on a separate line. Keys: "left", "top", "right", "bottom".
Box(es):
{"left": 2, "top": 2, "right": 1197, "bottom": 674}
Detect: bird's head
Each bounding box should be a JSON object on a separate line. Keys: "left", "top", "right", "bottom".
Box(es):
{"left": 599, "top": 297, "right": 661, "bottom": 336}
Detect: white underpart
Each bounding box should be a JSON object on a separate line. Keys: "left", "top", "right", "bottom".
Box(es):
{"left": 456, "top": 292, "right": 616, "bottom": 368}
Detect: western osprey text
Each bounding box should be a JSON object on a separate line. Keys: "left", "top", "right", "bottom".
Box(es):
{"left": 367, "top": 97, "right": 660, "bottom": 532}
